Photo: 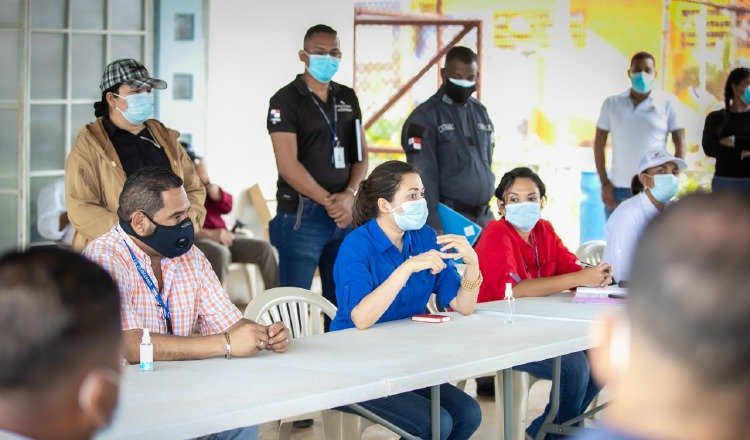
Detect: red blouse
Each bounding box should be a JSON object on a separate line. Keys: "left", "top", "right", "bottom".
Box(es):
{"left": 475, "top": 218, "right": 581, "bottom": 301}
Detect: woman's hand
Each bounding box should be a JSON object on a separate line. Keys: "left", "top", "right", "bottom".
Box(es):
{"left": 576, "top": 263, "right": 613, "bottom": 287}
{"left": 406, "top": 249, "right": 453, "bottom": 275}
{"left": 719, "top": 136, "right": 734, "bottom": 148}
{"left": 437, "top": 234, "right": 479, "bottom": 266}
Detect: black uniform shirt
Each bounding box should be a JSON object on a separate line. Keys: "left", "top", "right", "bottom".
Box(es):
{"left": 267, "top": 75, "right": 362, "bottom": 211}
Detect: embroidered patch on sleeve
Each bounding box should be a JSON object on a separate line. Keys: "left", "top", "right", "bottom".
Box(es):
{"left": 269, "top": 109, "right": 281, "bottom": 125}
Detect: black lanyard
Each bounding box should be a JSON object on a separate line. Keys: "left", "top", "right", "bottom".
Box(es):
{"left": 310, "top": 95, "right": 338, "bottom": 148}
{"left": 521, "top": 234, "right": 542, "bottom": 279}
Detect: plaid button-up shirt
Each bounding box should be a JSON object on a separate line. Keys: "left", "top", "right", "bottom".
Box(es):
{"left": 84, "top": 225, "right": 242, "bottom": 336}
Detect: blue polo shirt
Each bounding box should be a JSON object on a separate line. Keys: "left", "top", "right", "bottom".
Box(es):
{"left": 330, "top": 218, "right": 461, "bottom": 331}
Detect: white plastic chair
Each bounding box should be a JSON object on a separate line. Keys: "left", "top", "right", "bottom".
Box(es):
{"left": 243, "top": 287, "right": 375, "bottom": 440}
{"left": 575, "top": 240, "right": 607, "bottom": 266}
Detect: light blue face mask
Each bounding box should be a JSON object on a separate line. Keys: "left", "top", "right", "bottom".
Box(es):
{"left": 114, "top": 91, "right": 154, "bottom": 125}
{"left": 447, "top": 78, "right": 477, "bottom": 88}
{"left": 630, "top": 71, "right": 655, "bottom": 94}
{"left": 504, "top": 202, "right": 541, "bottom": 232}
{"left": 306, "top": 53, "right": 340, "bottom": 83}
{"left": 389, "top": 198, "right": 429, "bottom": 231}
{"left": 741, "top": 87, "right": 750, "bottom": 105}
{"left": 648, "top": 173, "right": 678, "bottom": 203}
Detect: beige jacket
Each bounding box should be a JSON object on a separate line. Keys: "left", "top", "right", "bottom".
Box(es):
{"left": 65, "top": 118, "right": 206, "bottom": 251}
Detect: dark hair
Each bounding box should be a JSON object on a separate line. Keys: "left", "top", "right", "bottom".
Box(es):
{"left": 352, "top": 160, "right": 420, "bottom": 228}
{"left": 117, "top": 166, "right": 184, "bottom": 222}
{"left": 630, "top": 51, "right": 655, "bottom": 67}
{"left": 0, "top": 247, "right": 120, "bottom": 390}
{"left": 719, "top": 67, "right": 750, "bottom": 133}
{"left": 630, "top": 174, "right": 644, "bottom": 195}
{"left": 629, "top": 191, "right": 750, "bottom": 386}
{"left": 445, "top": 46, "right": 477, "bottom": 65}
{"left": 180, "top": 141, "right": 199, "bottom": 162}
{"left": 93, "top": 83, "right": 120, "bottom": 118}
{"left": 304, "top": 24, "right": 337, "bottom": 45}
{"left": 494, "top": 167, "right": 547, "bottom": 203}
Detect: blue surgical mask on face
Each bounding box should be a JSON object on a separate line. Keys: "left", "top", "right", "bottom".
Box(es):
{"left": 648, "top": 173, "right": 678, "bottom": 203}
{"left": 741, "top": 87, "right": 750, "bottom": 105}
{"left": 306, "top": 53, "right": 340, "bottom": 83}
{"left": 630, "top": 71, "right": 655, "bottom": 94}
{"left": 120, "top": 214, "right": 195, "bottom": 258}
{"left": 389, "top": 198, "right": 428, "bottom": 231}
{"left": 114, "top": 91, "right": 154, "bottom": 125}
{"left": 504, "top": 202, "right": 541, "bottom": 232}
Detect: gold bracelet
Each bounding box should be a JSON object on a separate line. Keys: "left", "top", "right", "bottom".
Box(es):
{"left": 223, "top": 332, "right": 232, "bottom": 359}
{"left": 461, "top": 272, "right": 483, "bottom": 291}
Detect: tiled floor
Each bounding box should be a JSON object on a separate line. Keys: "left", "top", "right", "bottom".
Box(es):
{"left": 258, "top": 378, "right": 556, "bottom": 439}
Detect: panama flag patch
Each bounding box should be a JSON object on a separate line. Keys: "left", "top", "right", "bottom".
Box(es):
{"left": 269, "top": 109, "right": 281, "bottom": 125}
{"left": 407, "top": 136, "right": 422, "bottom": 151}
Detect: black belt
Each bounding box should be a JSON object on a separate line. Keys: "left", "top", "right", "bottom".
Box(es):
{"left": 443, "top": 201, "right": 489, "bottom": 218}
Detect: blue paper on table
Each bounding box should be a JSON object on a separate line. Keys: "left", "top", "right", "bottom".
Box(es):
{"left": 437, "top": 203, "right": 483, "bottom": 245}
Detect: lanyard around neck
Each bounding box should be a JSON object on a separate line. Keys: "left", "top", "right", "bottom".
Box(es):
{"left": 118, "top": 229, "right": 173, "bottom": 334}
{"left": 310, "top": 94, "right": 338, "bottom": 147}
{"left": 521, "top": 234, "right": 542, "bottom": 279}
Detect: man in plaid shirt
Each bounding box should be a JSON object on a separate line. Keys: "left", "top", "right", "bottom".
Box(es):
{"left": 84, "top": 167, "right": 290, "bottom": 364}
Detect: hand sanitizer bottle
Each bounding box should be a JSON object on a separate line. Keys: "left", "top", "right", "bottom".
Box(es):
{"left": 140, "top": 328, "right": 153, "bottom": 371}
{"left": 504, "top": 283, "right": 516, "bottom": 323}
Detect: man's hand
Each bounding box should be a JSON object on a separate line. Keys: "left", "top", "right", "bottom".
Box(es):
{"left": 228, "top": 321, "right": 269, "bottom": 356}
{"left": 265, "top": 321, "right": 291, "bottom": 353}
{"left": 601, "top": 181, "right": 617, "bottom": 210}
{"left": 742, "top": 150, "right": 750, "bottom": 160}
{"left": 325, "top": 191, "right": 354, "bottom": 228}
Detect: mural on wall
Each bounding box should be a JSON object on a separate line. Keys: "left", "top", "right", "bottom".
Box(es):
{"left": 354, "top": 0, "right": 749, "bottom": 245}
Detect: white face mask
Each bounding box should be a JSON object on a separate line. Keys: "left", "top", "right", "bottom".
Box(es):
{"left": 388, "top": 198, "right": 429, "bottom": 231}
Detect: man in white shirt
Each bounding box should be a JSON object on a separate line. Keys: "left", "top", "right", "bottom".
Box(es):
{"left": 604, "top": 149, "right": 686, "bottom": 282}
{"left": 36, "top": 178, "right": 74, "bottom": 245}
{"left": 594, "top": 51, "right": 686, "bottom": 218}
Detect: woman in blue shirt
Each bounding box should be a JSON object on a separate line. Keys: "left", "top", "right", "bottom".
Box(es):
{"left": 330, "top": 160, "right": 483, "bottom": 440}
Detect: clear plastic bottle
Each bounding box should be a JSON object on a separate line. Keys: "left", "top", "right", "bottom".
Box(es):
{"left": 504, "top": 283, "right": 516, "bottom": 323}
{"left": 139, "top": 328, "right": 154, "bottom": 371}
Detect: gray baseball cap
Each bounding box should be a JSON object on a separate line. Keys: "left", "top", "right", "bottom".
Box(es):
{"left": 99, "top": 59, "right": 167, "bottom": 92}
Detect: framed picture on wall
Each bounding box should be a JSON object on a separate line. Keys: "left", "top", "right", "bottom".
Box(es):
{"left": 174, "top": 14, "right": 194, "bottom": 41}
{"left": 173, "top": 74, "right": 193, "bottom": 100}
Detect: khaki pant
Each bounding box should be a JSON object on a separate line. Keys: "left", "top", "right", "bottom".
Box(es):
{"left": 195, "top": 235, "right": 279, "bottom": 289}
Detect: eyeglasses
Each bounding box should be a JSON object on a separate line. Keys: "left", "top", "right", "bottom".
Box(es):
{"left": 305, "top": 50, "right": 343, "bottom": 59}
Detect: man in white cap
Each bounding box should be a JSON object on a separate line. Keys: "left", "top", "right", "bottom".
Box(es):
{"left": 603, "top": 149, "right": 687, "bottom": 282}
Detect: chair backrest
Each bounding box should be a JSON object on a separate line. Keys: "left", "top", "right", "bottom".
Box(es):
{"left": 234, "top": 183, "right": 272, "bottom": 239}
{"left": 575, "top": 240, "right": 607, "bottom": 266}
{"left": 244, "top": 287, "right": 337, "bottom": 338}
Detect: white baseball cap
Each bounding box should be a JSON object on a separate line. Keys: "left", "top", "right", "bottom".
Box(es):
{"left": 638, "top": 149, "right": 687, "bottom": 174}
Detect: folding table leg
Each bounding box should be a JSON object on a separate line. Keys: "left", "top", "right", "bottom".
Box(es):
{"left": 502, "top": 368, "right": 514, "bottom": 440}
{"left": 431, "top": 384, "right": 441, "bottom": 440}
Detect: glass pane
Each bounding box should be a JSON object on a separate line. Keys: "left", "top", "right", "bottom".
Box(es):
{"left": 30, "top": 0, "right": 66, "bottom": 29}
{"left": 71, "top": 34, "right": 104, "bottom": 99}
{"left": 30, "top": 104, "right": 66, "bottom": 171}
{"left": 0, "top": 194, "right": 18, "bottom": 252}
{"left": 30, "top": 33, "right": 66, "bottom": 99}
{"left": 111, "top": 0, "right": 144, "bottom": 30}
{"left": 71, "top": 103, "right": 95, "bottom": 148}
{"left": 29, "top": 175, "right": 62, "bottom": 244}
{"left": 111, "top": 35, "right": 143, "bottom": 62}
{"left": 0, "top": 0, "right": 21, "bottom": 26}
{"left": 0, "top": 109, "right": 19, "bottom": 190}
{"left": 0, "top": 30, "right": 19, "bottom": 101}
{"left": 71, "top": 0, "right": 104, "bottom": 30}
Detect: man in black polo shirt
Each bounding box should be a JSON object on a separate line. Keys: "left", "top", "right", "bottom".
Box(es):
{"left": 401, "top": 46, "right": 495, "bottom": 232}
{"left": 267, "top": 24, "right": 368, "bottom": 320}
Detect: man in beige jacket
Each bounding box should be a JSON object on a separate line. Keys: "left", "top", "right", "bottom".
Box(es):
{"left": 65, "top": 59, "right": 205, "bottom": 251}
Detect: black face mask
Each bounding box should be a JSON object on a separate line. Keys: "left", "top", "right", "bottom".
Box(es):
{"left": 120, "top": 213, "right": 195, "bottom": 258}
{"left": 443, "top": 78, "right": 477, "bottom": 104}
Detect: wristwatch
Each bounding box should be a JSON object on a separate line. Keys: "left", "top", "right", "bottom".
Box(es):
{"left": 729, "top": 135, "right": 736, "bottom": 147}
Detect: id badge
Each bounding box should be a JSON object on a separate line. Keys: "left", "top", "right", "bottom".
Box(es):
{"left": 333, "top": 144, "right": 346, "bottom": 169}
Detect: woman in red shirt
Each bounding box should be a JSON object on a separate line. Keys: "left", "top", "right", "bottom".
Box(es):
{"left": 474, "top": 167, "right": 611, "bottom": 439}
